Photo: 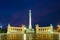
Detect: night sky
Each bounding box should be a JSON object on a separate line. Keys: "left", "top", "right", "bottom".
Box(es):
{"left": 0, "top": 0, "right": 60, "bottom": 29}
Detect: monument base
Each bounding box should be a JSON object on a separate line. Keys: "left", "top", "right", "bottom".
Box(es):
{"left": 25, "top": 28, "right": 34, "bottom": 33}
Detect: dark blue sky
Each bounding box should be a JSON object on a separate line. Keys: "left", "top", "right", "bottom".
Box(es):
{"left": 0, "top": 0, "right": 60, "bottom": 29}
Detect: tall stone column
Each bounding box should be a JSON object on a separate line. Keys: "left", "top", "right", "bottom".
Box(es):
{"left": 29, "top": 10, "right": 32, "bottom": 29}
{"left": 26, "top": 10, "right": 34, "bottom": 33}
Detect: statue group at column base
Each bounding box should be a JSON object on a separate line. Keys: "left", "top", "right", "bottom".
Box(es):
{"left": 25, "top": 28, "right": 34, "bottom": 33}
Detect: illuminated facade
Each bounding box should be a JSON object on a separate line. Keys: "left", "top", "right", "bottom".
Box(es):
{"left": 36, "top": 24, "right": 53, "bottom": 33}
{"left": 7, "top": 24, "right": 26, "bottom": 33}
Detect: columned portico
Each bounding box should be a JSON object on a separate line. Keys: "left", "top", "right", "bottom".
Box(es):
{"left": 36, "top": 24, "right": 53, "bottom": 33}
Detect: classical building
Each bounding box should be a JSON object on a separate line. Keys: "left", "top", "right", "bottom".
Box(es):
{"left": 36, "top": 24, "right": 53, "bottom": 33}
{"left": 7, "top": 10, "right": 54, "bottom": 34}
{"left": 7, "top": 24, "right": 26, "bottom": 33}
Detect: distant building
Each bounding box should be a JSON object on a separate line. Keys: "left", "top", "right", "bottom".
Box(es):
{"left": 7, "top": 24, "right": 26, "bottom": 33}
{"left": 36, "top": 24, "right": 53, "bottom": 33}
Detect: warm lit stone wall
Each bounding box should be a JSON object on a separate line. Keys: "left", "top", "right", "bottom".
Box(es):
{"left": 7, "top": 24, "right": 26, "bottom": 33}
{"left": 36, "top": 24, "right": 53, "bottom": 33}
